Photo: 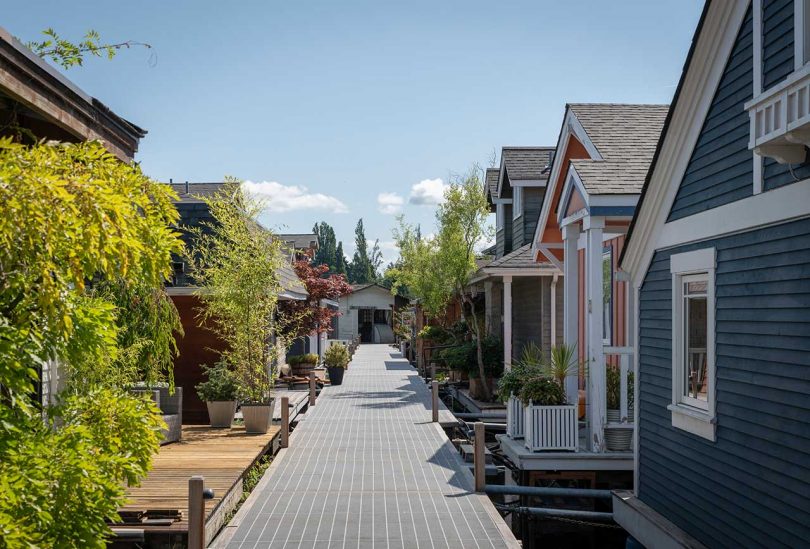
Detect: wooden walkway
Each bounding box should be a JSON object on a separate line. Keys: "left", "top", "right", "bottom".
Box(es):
{"left": 115, "top": 425, "right": 279, "bottom": 542}
{"left": 214, "top": 344, "right": 519, "bottom": 549}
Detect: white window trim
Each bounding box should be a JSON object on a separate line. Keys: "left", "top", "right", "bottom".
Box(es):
{"left": 668, "top": 247, "right": 717, "bottom": 442}
{"left": 513, "top": 187, "right": 522, "bottom": 220}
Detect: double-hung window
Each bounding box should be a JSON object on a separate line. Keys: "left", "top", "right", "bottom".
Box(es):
{"left": 668, "top": 248, "right": 716, "bottom": 441}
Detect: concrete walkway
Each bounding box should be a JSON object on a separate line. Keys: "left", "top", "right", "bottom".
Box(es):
{"left": 215, "top": 344, "right": 518, "bottom": 548}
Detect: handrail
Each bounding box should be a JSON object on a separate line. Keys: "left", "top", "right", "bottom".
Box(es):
{"left": 484, "top": 484, "right": 612, "bottom": 500}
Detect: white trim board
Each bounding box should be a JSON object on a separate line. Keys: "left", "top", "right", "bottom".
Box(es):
{"left": 620, "top": 1, "right": 751, "bottom": 286}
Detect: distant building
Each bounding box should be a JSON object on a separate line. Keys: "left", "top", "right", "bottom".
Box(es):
{"left": 336, "top": 284, "right": 407, "bottom": 344}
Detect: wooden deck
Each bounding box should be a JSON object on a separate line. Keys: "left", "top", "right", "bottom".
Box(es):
{"left": 115, "top": 425, "right": 280, "bottom": 543}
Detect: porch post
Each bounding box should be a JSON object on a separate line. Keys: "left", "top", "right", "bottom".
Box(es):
{"left": 503, "top": 275, "right": 513, "bottom": 371}
{"left": 562, "top": 223, "right": 580, "bottom": 406}
{"left": 584, "top": 216, "right": 605, "bottom": 452}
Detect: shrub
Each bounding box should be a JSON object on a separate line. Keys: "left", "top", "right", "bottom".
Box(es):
{"left": 323, "top": 344, "right": 350, "bottom": 369}
{"left": 435, "top": 336, "right": 503, "bottom": 378}
{"left": 196, "top": 360, "right": 239, "bottom": 402}
{"left": 518, "top": 376, "right": 567, "bottom": 406}
{"left": 417, "top": 325, "right": 450, "bottom": 342}
{"left": 497, "top": 360, "right": 544, "bottom": 403}
{"left": 288, "top": 353, "right": 319, "bottom": 366}
{"left": 606, "top": 365, "right": 634, "bottom": 410}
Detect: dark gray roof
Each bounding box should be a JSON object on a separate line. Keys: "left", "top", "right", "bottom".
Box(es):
{"left": 485, "top": 244, "right": 552, "bottom": 270}
{"left": 278, "top": 263, "right": 308, "bottom": 298}
{"left": 568, "top": 104, "right": 669, "bottom": 195}
{"left": 485, "top": 168, "right": 501, "bottom": 200}
{"left": 502, "top": 147, "right": 555, "bottom": 181}
{"left": 278, "top": 233, "right": 318, "bottom": 250}
{"left": 169, "top": 182, "right": 228, "bottom": 203}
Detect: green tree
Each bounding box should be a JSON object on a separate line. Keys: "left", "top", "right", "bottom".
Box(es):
{"left": 348, "top": 218, "right": 377, "bottom": 283}
{"left": 0, "top": 138, "right": 181, "bottom": 547}
{"left": 436, "top": 167, "right": 494, "bottom": 398}
{"left": 186, "top": 180, "right": 286, "bottom": 403}
{"left": 334, "top": 241, "right": 348, "bottom": 275}
{"left": 312, "top": 221, "right": 338, "bottom": 272}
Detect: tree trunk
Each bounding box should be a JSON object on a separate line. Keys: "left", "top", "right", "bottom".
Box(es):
{"left": 463, "top": 293, "right": 491, "bottom": 401}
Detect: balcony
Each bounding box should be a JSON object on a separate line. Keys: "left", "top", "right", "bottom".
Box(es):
{"left": 746, "top": 65, "right": 810, "bottom": 164}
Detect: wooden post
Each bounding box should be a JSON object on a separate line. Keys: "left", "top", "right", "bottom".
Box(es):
{"left": 503, "top": 275, "right": 513, "bottom": 371}
{"left": 280, "top": 396, "right": 290, "bottom": 448}
{"left": 562, "top": 223, "right": 581, "bottom": 407}
{"left": 188, "top": 475, "right": 205, "bottom": 549}
{"left": 584, "top": 216, "right": 606, "bottom": 452}
{"left": 431, "top": 380, "right": 439, "bottom": 423}
{"left": 309, "top": 372, "right": 316, "bottom": 407}
{"left": 474, "top": 422, "right": 486, "bottom": 492}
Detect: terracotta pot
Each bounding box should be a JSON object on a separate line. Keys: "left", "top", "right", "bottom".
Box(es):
{"left": 206, "top": 400, "right": 236, "bottom": 428}
{"left": 241, "top": 400, "right": 276, "bottom": 434}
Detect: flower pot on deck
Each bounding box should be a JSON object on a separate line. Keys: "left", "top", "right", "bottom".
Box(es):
{"left": 327, "top": 366, "right": 346, "bottom": 385}
{"left": 605, "top": 408, "right": 633, "bottom": 451}
{"left": 241, "top": 400, "right": 276, "bottom": 434}
{"left": 524, "top": 403, "right": 578, "bottom": 452}
{"left": 506, "top": 395, "right": 525, "bottom": 439}
{"left": 469, "top": 376, "right": 495, "bottom": 400}
{"left": 292, "top": 362, "right": 317, "bottom": 378}
{"left": 206, "top": 400, "right": 236, "bottom": 428}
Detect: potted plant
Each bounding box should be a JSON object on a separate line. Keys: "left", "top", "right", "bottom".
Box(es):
{"left": 519, "top": 374, "right": 577, "bottom": 452}
{"left": 323, "top": 343, "right": 350, "bottom": 385}
{"left": 238, "top": 364, "right": 276, "bottom": 435}
{"left": 288, "top": 353, "right": 319, "bottom": 378}
{"left": 605, "top": 365, "right": 634, "bottom": 451}
{"left": 468, "top": 336, "right": 503, "bottom": 401}
{"left": 498, "top": 343, "right": 544, "bottom": 439}
{"left": 196, "top": 360, "right": 238, "bottom": 428}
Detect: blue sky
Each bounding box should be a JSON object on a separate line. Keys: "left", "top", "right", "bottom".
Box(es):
{"left": 7, "top": 1, "right": 703, "bottom": 263}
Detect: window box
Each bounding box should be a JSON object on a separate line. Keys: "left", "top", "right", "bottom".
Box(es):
{"left": 524, "top": 403, "right": 578, "bottom": 452}
{"left": 506, "top": 394, "right": 524, "bottom": 439}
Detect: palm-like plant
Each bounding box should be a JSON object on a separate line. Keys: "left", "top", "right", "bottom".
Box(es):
{"left": 543, "top": 343, "right": 583, "bottom": 390}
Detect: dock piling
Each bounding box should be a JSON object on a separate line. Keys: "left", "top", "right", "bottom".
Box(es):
{"left": 431, "top": 380, "right": 439, "bottom": 422}
{"left": 188, "top": 475, "right": 205, "bottom": 549}
{"left": 474, "top": 422, "right": 485, "bottom": 492}
{"left": 281, "top": 396, "right": 290, "bottom": 448}
{"left": 309, "top": 372, "right": 316, "bottom": 407}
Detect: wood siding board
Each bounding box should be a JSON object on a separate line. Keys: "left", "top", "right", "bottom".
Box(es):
{"left": 762, "top": 0, "right": 794, "bottom": 90}
{"left": 638, "top": 217, "right": 810, "bottom": 548}
{"left": 668, "top": 6, "right": 754, "bottom": 222}
{"left": 513, "top": 214, "right": 525, "bottom": 249}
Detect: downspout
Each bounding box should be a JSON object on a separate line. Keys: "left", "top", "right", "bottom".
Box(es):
{"left": 550, "top": 273, "right": 558, "bottom": 346}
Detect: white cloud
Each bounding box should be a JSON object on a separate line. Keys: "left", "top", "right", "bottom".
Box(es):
{"left": 409, "top": 178, "right": 448, "bottom": 205}
{"left": 243, "top": 180, "right": 348, "bottom": 213}
{"left": 377, "top": 192, "right": 404, "bottom": 214}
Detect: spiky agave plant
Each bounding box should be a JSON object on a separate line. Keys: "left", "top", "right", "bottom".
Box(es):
{"left": 544, "top": 343, "right": 584, "bottom": 390}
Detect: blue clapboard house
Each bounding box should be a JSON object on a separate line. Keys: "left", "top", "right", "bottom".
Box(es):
{"left": 617, "top": 1, "right": 810, "bottom": 547}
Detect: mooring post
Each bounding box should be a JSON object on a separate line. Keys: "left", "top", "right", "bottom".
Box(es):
{"left": 430, "top": 361, "right": 436, "bottom": 380}
{"left": 309, "top": 372, "right": 316, "bottom": 407}
{"left": 431, "top": 380, "right": 439, "bottom": 423}
{"left": 474, "top": 422, "right": 486, "bottom": 492}
{"left": 188, "top": 475, "right": 205, "bottom": 549}
{"left": 280, "top": 396, "right": 290, "bottom": 448}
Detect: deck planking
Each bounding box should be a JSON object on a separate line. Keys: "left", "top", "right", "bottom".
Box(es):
{"left": 117, "top": 425, "right": 279, "bottom": 539}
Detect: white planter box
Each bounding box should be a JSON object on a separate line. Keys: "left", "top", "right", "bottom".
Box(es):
{"left": 524, "top": 403, "right": 578, "bottom": 452}
{"left": 506, "top": 395, "right": 524, "bottom": 439}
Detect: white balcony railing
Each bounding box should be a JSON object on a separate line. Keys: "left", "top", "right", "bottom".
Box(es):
{"left": 746, "top": 65, "right": 810, "bottom": 164}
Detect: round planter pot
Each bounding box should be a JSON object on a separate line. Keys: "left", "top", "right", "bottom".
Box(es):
{"left": 469, "top": 376, "right": 495, "bottom": 401}
{"left": 206, "top": 400, "right": 236, "bottom": 428}
{"left": 605, "top": 428, "right": 633, "bottom": 452}
{"left": 607, "top": 409, "right": 622, "bottom": 423}
{"left": 241, "top": 400, "right": 276, "bottom": 434}
{"left": 327, "top": 366, "right": 346, "bottom": 385}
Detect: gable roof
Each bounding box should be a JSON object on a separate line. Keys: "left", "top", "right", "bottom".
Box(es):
{"left": 568, "top": 104, "right": 669, "bottom": 195}
{"left": 169, "top": 182, "right": 227, "bottom": 202}
{"left": 278, "top": 233, "right": 318, "bottom": 250}
{"left": 486, "top": 168, "right": 501, "bottom": 201}
{"left": 501, "top": 147, "right": 555, "bottom": 181}
{"left": 486, "top": 244, "right": 554, "bottom": 270}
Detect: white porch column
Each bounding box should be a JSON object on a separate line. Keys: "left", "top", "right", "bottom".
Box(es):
{"left": 503, "top": 275, "right": 513, "bottom": 371}
{"left": 584, "top": 216, "right": 606, "bottom": 452}
{"left": 562, "top": 223, "right": 580, "bottom": 406}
